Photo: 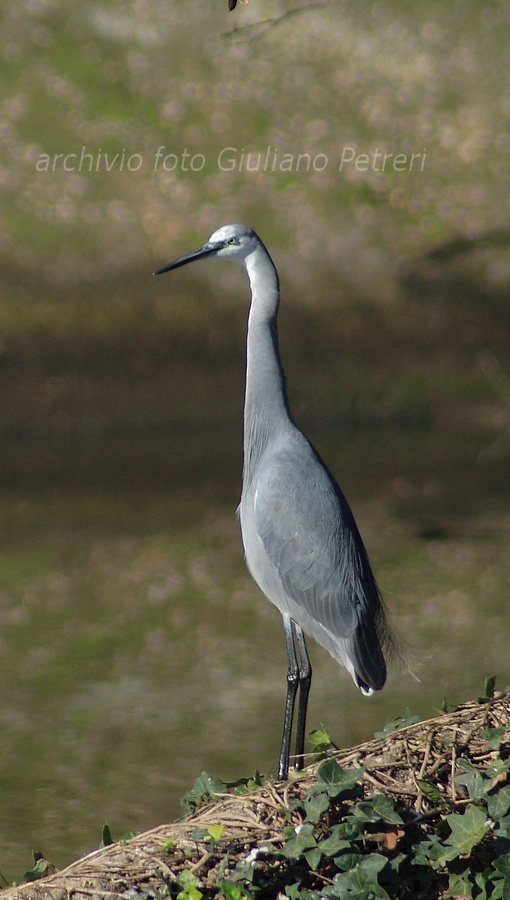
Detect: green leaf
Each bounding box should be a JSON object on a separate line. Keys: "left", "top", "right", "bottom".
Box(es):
{"left": 117, "top": 831, "right": 135, "bottom": 842}
{"left": 308, "top": 727, "right": 333, "bottom": 752}
{"left": 285, "top": 885, "right": 321, "bottom": 900}
{"left": 318, "top": 823, "right": 353, "bottom": 856}
{"left": 445, "top": 870, "right": 474, "bottom": 898}
{"left": 454, "top": 764, "right": 490, "bottom": 801}
{"left": 177, "top": 869, "right": 201, "bottom": 890}
{"left": 333, "top": 850, "right": 364, "bottom": 872}
{"left": 481, "top": 675, "right": 497, "bottom": 700}
{"left": 488, "top": 786, "right": 510, "bottom": 821}
{"left": 180, "top": 772, "right": 225, "bottom": 813}
{"left": 350, "top": 794, "right": 403, "bottom": 825}
{"left": 227, "top": 771, "right": 267, "bottom": 792}
{"left": 191, "top": 827, "right": 209, "bottom": 842}
{"left": 485, "top": 758, "right": 510, "bottom": 780}
{"left": 456, "top": 756, "right": 480, "bottom": 773}
{"left": 22, "top": 854, "right": 55, "bottom": 884}
{"left": 282, "top": 823, "right": 317, "bottom": 859}
{"left": 304, "top": 789, "right": 330, "bottom": 822}
{"left": 207, "top": 823, "right": 224, "bottom": 842}
{"left": 474, "top": 869, "right": 492, "bottom": 900}
{"left": 416, "top": 779, "right": 443, "bottom": 804}
{"left": 190, "top": 823, "right": 223, "bottom": 847}
{"left": 100, "top": 822, "right": 114, "bottom": 847}
{"left": 415, "top": 836, "right": 461, "bottom": 869}
{"left": 411, "top": 835, "right": 444, "bottom": 867}
{"left": 484, "top": 725, "right": 506, "bottom": 750}
{"left": 228, "top": 846, "right": 258, "bottom": 885}
{"left": 495, "top": 813, "right": 510, "bottom": 839}
{"left": 218, "top": 883, "right": 250, "bottom": 900}
{"left": 493, "top": 854, "right": 510, "bottom": 877}
{"left": 304, "top": 846, "right": 323, "bottom": 870}
{"left": 330, "top": 854, "right": 390, "bottom": 899}
{"left": 445, "top": 805, "right": 489, "bottom": 855}
{"left": 387, "top": 851, "right": 407, "bottom": 873}
{"left": 374, "top": 708, "right": 420, "bottom": 739}
{"left": 177, "top": 888, "right": 203, "bottom": 900}
{"left": 316, "top": 759, "right": 364, "bottom": 797}
{"left": 315, "top": 758, "right": 343, "bottom": 785}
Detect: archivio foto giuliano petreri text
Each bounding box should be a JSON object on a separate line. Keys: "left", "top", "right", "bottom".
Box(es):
{"left": 35, "top": 145, "right": 428, "bottom": 174}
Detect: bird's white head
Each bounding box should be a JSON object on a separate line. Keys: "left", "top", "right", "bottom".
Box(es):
{"left": 154, "top": 224, "right": 260, "bottom": 276}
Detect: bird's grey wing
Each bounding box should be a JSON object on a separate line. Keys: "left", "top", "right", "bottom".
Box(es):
{"left": 252, "top": 442, "right": 367, "bottom": 638}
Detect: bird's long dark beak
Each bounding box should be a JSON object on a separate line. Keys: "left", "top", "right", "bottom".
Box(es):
{"left": 153, "top": 241, "right": 222, "bottom": 276}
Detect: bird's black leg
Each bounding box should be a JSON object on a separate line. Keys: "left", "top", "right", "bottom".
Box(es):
{"left": 278, "top": 614, "right": 299, "bottom": 780}
{"left": 294, "top": 624, "right": 312, "bottom": 772}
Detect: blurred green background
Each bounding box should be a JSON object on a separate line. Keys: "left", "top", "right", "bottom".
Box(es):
{"left": 2, "top": 0, "right": 509, "bottom": 429}
{"left": 0, "top": 0, "right": 510, "bottom": 884}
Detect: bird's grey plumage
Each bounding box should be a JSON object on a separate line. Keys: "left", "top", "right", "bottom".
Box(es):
{"left": 155, "top": 224, "right": 399, "bottom": 779}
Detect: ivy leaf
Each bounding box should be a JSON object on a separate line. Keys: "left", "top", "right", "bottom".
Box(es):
{"left": 474, "top": 869, "right": 492, "bottom": 900}
{"left": 308, "top": 727, "right": 334, "bottom": 753}
{"left": 333, "top": 850, "right": 364, "bottom": 872}
{"left": 488, "top": 785, "right": 510, "bottom": 821}
{"left": 454, "top": 761, "right": 490, "bottom": 802}
{"left": 318, "top": 824, "right": 354, "bottom": 856}
{"left": 227, "top": 771, "right": 267, "bottom": 792}
{"left": 446, "top": 870, "right": 474, "bottom": 898}
{"left": 374, "top": 708, "right": 420, "bottom": 739}
{"left": 285, "top": 885, "right": 321, "bottom": 900}
{"left": 180, "top": 772, "right": 225, "bottom": 813}
{"left": 415, "top": 836, "right": 460, "bottom": 869}
{"left": 304, "top": 789, "right": 330, "bottom": 822}
{"left": 316, "top": 759, "right": 364, "bottom": 797}
{"left": 331, "top": 854, "right": 390, "bottom": 899}
{"left": 486, "top": 758, "right": 510, "bottom": 781}
{"left": 22, "top": 853, "right": 56, "bottom": 884}
{"left": 350, "top": 794, "right": 403, "bottom": 825}
{"left": 282, "top": 823, "right": 317, "bottom": 859}
{"left": 445, "top": 806, "right": 489, "bottom": 855}
{"left": 304, "top": 847, "right": 323, "bottom": 870}
{"left": 483, "top": 725, "right": 506, "bottom": 751}
{"left": 411, "top": 834, "right": 442, "bottom": 866}
{"left": 493, "top": 854, "right": 510, "bottom": 877}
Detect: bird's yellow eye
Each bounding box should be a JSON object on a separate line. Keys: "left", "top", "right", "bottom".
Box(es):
{"left": 227, "top": 237, "right": 237, "bottom": 245}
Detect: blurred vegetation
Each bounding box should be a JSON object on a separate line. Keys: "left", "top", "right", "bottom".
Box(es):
{"left": 0, "top": 0, "right": 508, "bottom": 437}
{"left": 0, "top": 0, "right": 509, "bottom": 361}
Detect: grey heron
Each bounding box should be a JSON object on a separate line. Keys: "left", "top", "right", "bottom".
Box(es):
{"left": 155, "top": 224, "right": 399, "bottom": 780}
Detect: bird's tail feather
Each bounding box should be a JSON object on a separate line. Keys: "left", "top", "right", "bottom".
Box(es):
{"left": 352, "top": 588, "right": 412, "bottom": 693}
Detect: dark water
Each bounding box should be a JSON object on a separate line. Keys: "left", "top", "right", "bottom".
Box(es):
{"left": 0, "top": 427, "right": 509, "bottom": 881}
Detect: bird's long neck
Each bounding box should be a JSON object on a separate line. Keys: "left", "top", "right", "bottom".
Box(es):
{"left": 242, "top": 245, "right": 292, "bottom": 484}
